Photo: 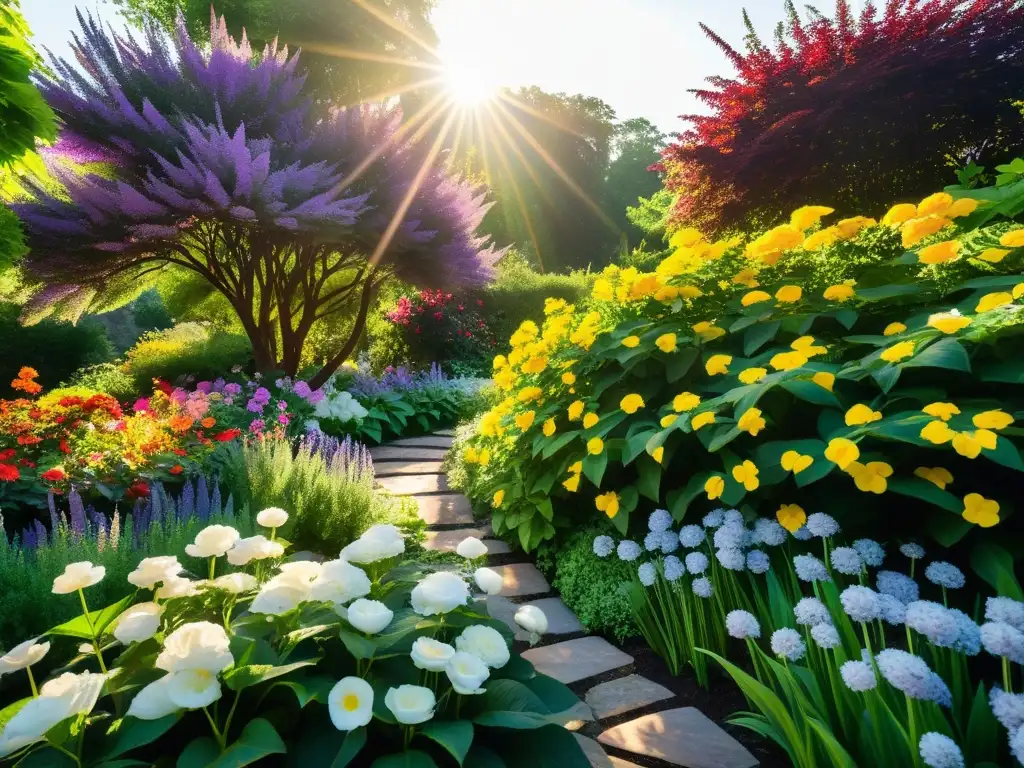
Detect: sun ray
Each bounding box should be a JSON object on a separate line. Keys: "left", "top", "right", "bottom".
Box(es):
{"left": 348, "top": 0, "right": 440, "bottom": 59}
{"left": 334, "top": 76, "right": 446, "bottom": 110}
{"left": 496, "top": 90, "right": 591, "bottom": 141}
{"left": 287, "top": 40, "right": 443, "bottom": 73}
{"left": 484, "top": 101, "right": 561, "bottom": 212}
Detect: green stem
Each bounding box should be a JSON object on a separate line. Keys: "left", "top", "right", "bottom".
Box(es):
{"left": 269, "top": 528, "right": 277, "bottom": 542}
{"left": 209, "top": 556, "right": 217, "bottom": 581}
{"left": 203, "top": 706, "right": 226, "bottom": 751}
{"left": 49, "top": 743, "right": 82, "bottom": 767}
{"left": 1004, "top": 657, "right": 1013, "bottom": 694}
{"left": 77, "top": 589, "right": 107, "bottom": 673}
{"left": 454, "top": 693, "right": 462, "bottom": 719}
{"left": 222, "top": 692, "right": 242, "bottom": 741}
{"left": 26, "top": 665, "right": 38, "bottom": 697}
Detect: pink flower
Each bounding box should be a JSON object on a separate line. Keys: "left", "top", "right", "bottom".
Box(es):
{"left": 278, "top": 413, "right": 290, "bottom": 425}
{"left": 133, "top": 398, "right": 150, "bottom": 413}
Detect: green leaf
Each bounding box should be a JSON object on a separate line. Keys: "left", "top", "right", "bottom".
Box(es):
{"left": 665, "top": 347, "right": 699, "bottom": 383}
{"left": 856, "top": 283, "right": 921, "bottom": 301}
{"left": 926, "top": 512, "right": 973, "bottom": 548}
{"left": 636, "top": 456, "right": 661, "bottom": 502}
{"left": 420, "top": 721, "right": 474, "bottom": 765}
{"left": 901, "top": 338, "right": 971, "bottom": 373}
{"left": 102, "top": 714, "right": 179, "bottom": 761}
{"left": 834, "top": 309, "right": 858, "bottom": 329}
{"left": 339, "top": 630, "right": 377, "bottom": 660}
{"left": 971, "top": 541, "right": 1023, "bottom": 601}
{"left": 464, "top": 745, "right": 507, "bottom": 768}
{"left": 871, "top": 364, "right": 901, "bottom": 393}
{"left": 743, "top": 320, "right": 780, "bottom": 355}
{"left": 15, "top": 747, "right": 78, "bottom": 767}
{"left": 779, "top": 379, "right": 840, "bottom": 408}
{"left": 473, "top": 711, "right": 551, "bottom": 729}
{"left": 477, "top": 724, "right": 591, "bottom": 767}
{"left": 667, "top": 473, "right": 712, "bottom": 521}
{"left": 371, "top": 751, "right": 439, "bottom": 768}
{"left": 623, "top": 430, "right": 657, "bottom": 466}
{"left": 480, "top": 679, "right": 550, "bottom": 714}
{"left": 984, "top": 435, "right": 1024, "bottom": 472}
{"left": 581, "top": 451, "right": 607, "bottom": 487}
{"left": 965, "top": 683, "right": 1000, "bottom": 765}
{"left": 223, "top": 661, "right": 316, "bottom": 692}
{"left": 273, "top": 675, "right": 337, "bottom": 708}
{"left": 886, "top": 477, "right": 962, "bottom": 513}
{"left": 48, "top": 595, "right": 135, "bottom": 640}
{"left": 208, "top": 718, "right": 286, "bottom": 767}
{"left": 330, "top": 728, "right": 367, "bottom": 768}
{"left": 521, "top": 676, "right": 579, "bottom": 715}
{"left": 177, "top": 737, "right": 220, "bottom": 768}
{"left": 540, "top": 431, "right": 578, "bottom": 459}
{"left": 979, "top": 360, "right": 1024, "bottom": 384}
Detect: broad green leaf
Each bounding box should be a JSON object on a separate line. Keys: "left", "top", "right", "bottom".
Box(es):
{"left": 667, "top": 473, "right": 712, "bottom": 521}
{"left": 371, "top": 750, "right": 438, "bottom": 768}
{"left": 901, "top": 338, "right": 971, "bottom": 372}
{"left": 331, "top": 728, "right": 367, "bottom": 768}
{"left": 983, "top": 435, "right": 1024, "bottom": 472}
{"left": 743, "top": 320, "right": 780, "bottom": 356}
{"left": 48, "top": 595, "right": 135, "bottom": 640}
{"left": 273, "top": 675, "right": 337, "bottom": 708}
{"left": 15, "top": 748, "right": 77, "bottom": 767}
{"left": 979, "top": 360, "right": 1024, "bottom": 384}
{"left": 965, "top": 682, "right": 1000, "bottom": 765}
{"left": 480, "top": 679, "right": 549, "bottom": 714}
{"left": 420, "top": 721, "right": 474, "bottom": 765}
{"left": 856, "top": 283, "right": 921, "bottom": 301}
{"left": 473, "top": 711, "right": 550, "bottom": 729}
{"left": 521, "top": 676, "right": 579, "bottom": 715}
{"left": 177, "top": 737, "right": 220, "bottom": 768}
{"left": 886, "top": 477, "right": 962, "bottom": 513}
{"left": 581, "top": 451, "right": 608, "bottom": 487}
{"left": 623, "top": 429, "right": 657, "bottom": 465}
{"left": 780, "top": 379, "right": 841, "bottom": 408}
{"left": 926, "top": 511, "right": 973, "bottom": 548}
{"left": 478, "top": 723, "right": 591, "bottom": 767}
{"left": 971, "top": 541, "right": 1023, "bottom": 601}
{"left": 339, "top": 630, "right": 377, "bottom": 660}
{"left": 102, "top": 714, "right": 179, "bottom": 761}
{"left": 540, "top": 431, "right": 577, "bottom": 459}
{"left": 665, "top": 347, "right": 699, "bottom": 382}
{"left": 464, "top": 745, "right": 507, "bottom": 768}
{"left": 636, "top": 456, "right": 661, "bottom": 502}
{"left": 223, "top": 661, "right": 316, "bottom": 692}
{"left": 208, "top": 718, "right": 286, "bottom": 767}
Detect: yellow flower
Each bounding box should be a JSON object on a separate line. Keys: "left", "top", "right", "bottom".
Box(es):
{"left": 791, "top": 336, "right": 827, "bottom": 356}
{"left": 947, "top": 198, "right": 979, "bottom": 218}
{"left": 902, "top": 216, "right": 952, "bottom": 247}
{"left": 802, "top": 227, "right": 839, "bottom": 251}
{"left": 775, "top": 285, "right": 802, "bottom": 303}
{"left": 651, "top": 446, "right": 665, "bottom": 464}
{"left": 738, "top": 367, "right": 767, "bottom": 384}
{"left": 781, "top": 450, "right": 813, "bottom": 474}
{"left": 731, "top": 269, "right": 760, "bottom": 288}
{"left": 660, "top": 414, "right": 679, "bottom": 428}
{"left": 595, "top": 491, "right": 620, "bottom": 518}
{"left": 691, "top": 411, "right": 716, "bottom": 430}
{"left": 917, "top": 192, "right": 953, "bottom": 217}
{"left": 823, "top": 282, "right": 856, "bottom": 302}
{"left": 915, "top": 466, "right": 953, "bottom": 490}
{"left": 790, "top": 205, "right": 834, "bottom": 230}
{"left": 921, "top": 419, "right": 956, "bottom": 444}
{"left": 974, "top": 410, "right": 1014, "bottom": 430}
{"left": 670, "top": 227, "right": 705, "bottom": 248}
{"left": 587, "top": 437, "right": 604, "bottom": 455}
{"left": 494, "top": 369, "right": 516, "bottom": 390}
{"left": 705, "top": 355, "right": 732, "bottom": 376}
{"left": 568, "top": 461, "right": 583, "bottom": 474}
{"left": 517, "top": 386, "right": 543, "bottom": 403}
{"left": 737, "top": 407, "right": 766, "bottom": 436}
{"left": 515, "top": 411, "right": 536, "bottom": 431}
{"left": 835, "top": 216, "right": 876, "bottom": 239}
{"left": 845, "top": 403, "right": 883, "bottom": 426}
{"left": 882, "top": 203, "right": 918, "bottom": 226}
{"left": 776, "top": 503, "right": 807, "bottom": 533}
{"left": 672, "top": 392, "right": 700, "bottom": 412}
{"left": 741, "top": 290, "right": 772, "bottom": 307}
{"left": 952, "top": 429, "right": 997, "bottom": 459}
{"left": 568, "top": 400, "right": 585, "bottom": 421}
{"left": 656, "top": 333, "right": 678, "bottom": 353}
{"left": 846, "top": 461, "right": 893, "bottom": 494}
{"left": 962, "top": 493, "right": 1000, "bottom": 527}
{"left": 1000, "top": 229, "right": 1024, "bottom": 248}
{"left": 918, "top": 240, "right": 960, "bottom": 265}
{"left": 927, "top": 311, "right": 971, "bottom": 334}
{"left": 464, "top": 447, "right": 480, "bottom": 464}
{"left": 522, "top": 356, "right": 548, "bottom": 374}
{"left": 745, "top": 223, "right": 805, "bottom": 264}
{"left": 583, "top": 412, "right": 599, "bottom": 429}
{"left": 622, "top": 335, "right": 641, "bottom": 348}
{"left": 880, "top": 341, "right": 915, "bottom": 363}
{"left": 493, "top": 355, "right": 508, "bottom": 370}
{"left": 478, "top": 450, "right": 491, "bottom": 466}
{"left": 543, "top": 418, "right": 557, "bottom": 437}
{"left": 732, "top": 460, "right": 760, "bottom": 491}
{"left": 883, "top": 322, "right": 907, "bottom": 336}
{"left": 812, "top": 371, "right": 835, "bottom": 392}
{"left": 704, "top": 475, "right": 725, "bottom": 500}
{"left": 976, "top": 292, "right": 1013, "bottom": 313}
{"left": 824, "top": 438, "right": 860, "bottom": 469}
{"left": 493, "top": 490, "right": 505, "bottom": 508}
{"left": 923, "top": 402, "right": 960, "bottom": 421}
{"left": 1016, "top": 283, "right": 1024, "bottom": 299}
{"left": 592, "top": 278, "right": 615, "bottom": 302}
{"left": 561, "top": 372, "right": 576, "bottom": 385}
{"left": 678, "top": 285, "right": 704, "bottom": 299}
{"left": 978, "top": 247, "right": 1010, "bottom": 263}
{"left": 769, "top": 350, "right": 808, "bottom": 371}
{"left": 692, "top": 322, "right": 726, "bottom": 342}
{"left": 620, "top": 394, "right": 645, "bottom": 414}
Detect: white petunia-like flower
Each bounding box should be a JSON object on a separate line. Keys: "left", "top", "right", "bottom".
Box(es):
{"left": 474, "top": 567, "right": 503, "bottom": 595}
{"left": 309, "top": 559, "right": 371, "bottom": 606}
{"left": 811, "top": 623, "right": 841, "bottom": 650}
{"left": 328, "top": 676, "right": 374, "bottom": 731}
{"left": 692, "top": 577, "right": 713, "bottom": 598}
{"left": 446, "top": 651, "right": 490, "bottom": 695}
{"left": 411, "top": 572, "right": 471, "bottom": 616}
{"left": 648, "top": 509, "right": 673, "bottom": 532}
{"left": 770, "top": 628, "right": 806, "bottom": 661}
{"left": 127, "top": 556, "right": 183, "bottom": 589}
{"left": 250, "top": 584, "right": 306, "bottom": 616}
{"left": 830, "top": 547, "right": 863, "bottom": 576}
{"left": 918, "top": 732, "right": 964, "bottom": 768}
{"left": 617, "top": 540, "right": 641, "bottom": 562}
{"left": 126, "top": 675, "right": 179, "bottom": 721}
{"left": 0, "top": 638, "right": 50, "bottom": 675}
{"left": 980, "top": 622, "right": 1024, "bottom": 664}
{"left": 725, "top": 610, "right": 760, "bottom": 639}
{"left": 986, "top": 597, "right": 1024, "bottom": 632}
{"left": 841, "top": 586, "right": 881, "bottom": 623}
{"left": 805, "top": 512, "right": 839, "bottom": 538}
{"left": 256, "top": 507, "right": 289, "bottom": 529}
{"left": 155, "top": 621, "right": 233, "bottom": 674}
{"left": 900, "top": 543, "right": 925, "bottom": 560}
{"left": 840, "top": 660, "right": 876, "bottom": 692}
{"left": 385, "top": 684, "right": 436, "bottom": 724}
{"left": 746, "top": 550, "right": 770, "bottom": 575}
{"left": 456, "top": 537, "right": 488, "bottom": 560}
{"left": 155, "top": 576, "right": 200, "bottom": 600}
{"left": 906, "top": 601, "right": 959, "bottom": 648}
{"left": 184, "top": 525, "right": 240, "bottom": 558}
{"left": 410, "top": 637, "right": 455, "bottom": 671}
{"left": 514, "top": 605, "right": 548, "bottom": 635}
{"left": 226, "top": 535, "right": 284, "bottom": 566}
{"left": 113, "top": 602, "right": 163, "bottom": 644}
{"left": 794, "top": 554, "right": 830, "bottom": 583}
{"left": 166, "top": 668, "right": 222, "bottom": 709}
{"left": 593, "top": 535, "right": 615, "bottom": 558}
{"left": 456, "top": 625, "right": 509, "bottom": 669}
{"left": 685, "top": 552, "right": 709, "bottom": 575}
{"left": 852, "top": 538, "right": 885, "bottom": 567}
{"left": 52, "top": 561, "right": 105, "bottom": 594}
{"left": 876, "top": 649, "right": 951, "bottom": 706}
{"left": 638, "top": 562, "right": 657, "bottom": 586}
{"left": 925, "top": 562, "right": 965, "bottom": 590}
{"left": 346, "top": 599, "right": 394, "bottom": 635}
{"left": 211, "top": 572, "right": 258, "bottom": 594}
{"left": 0, "top": 671, "right": 106, "bottom": 756}
{"left": 877, "top": 570, "right": 919, "bottom": 604}
{"left": 341, "top": 524, "right": 405, "bottom": 563}
{"left": 663, "top": 556, "right": 684, "bottom": 582}
{"left": 794, "top": 597, "right": 831, "bottom": 627}
{"left": 678, "top": 525, "right": 705, "bottom": 548}
{"left": 716, "top": 547, "right": 746, "bottom": 572}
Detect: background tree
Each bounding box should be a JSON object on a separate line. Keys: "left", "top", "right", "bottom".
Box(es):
{"left": 659, "top": 0, "right": 1024, "bottom": 234}
{"left": 16, "top": 13, "right": 498, "bottom": 389}
{"left": 606, "top": 117, "right": 666, "bottom": 242}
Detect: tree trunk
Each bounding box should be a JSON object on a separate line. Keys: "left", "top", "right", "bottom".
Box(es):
{"left": 306, "top": 273, "right": 379, "bottom": 390}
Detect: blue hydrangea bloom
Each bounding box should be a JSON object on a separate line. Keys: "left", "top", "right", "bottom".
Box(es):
{"left": 663, "top": 555, "right": 685, "bottom": 582}
{"left": 980, "top": 622, "right": 1024, "bottom": 664}
{"left": 746, "top": 550, "right": 770, "bottom": 574}
{"left": 989, "top": 686, "right": 1024, "bottom": 732}
{"left": 879, "top": 593, "right": 908, "bottom": 625}
{"left": 617, "top": 540, "right": 642, "bottom": 562}
{"left": 950, "top": 609, "right": 981, "bottom": 656}
{"left": 592, "top": 535, "right": 614, "bottom": 558}
{"left": 876, "top": 649, "right": 951, "bottom": 705}
{"left": 726, "top": 609, "right": 760, "bottom": 639}
{"left": 840, "top": 660, "right": 876, "bottom": 692}
{"left": 658, "top": 530, "right": 680, "bottom": 554}
{"left": 806, "top": 512, "right": 839, "bottom": 538}
{"left": 713, "top": 521, "right": 747, "bottom": 550}
{"left": 770, "top": 628, "right": 806, "bottom": 661}
{"left": 901, "top": 543, "right": 926, "bottom": 560}
{"left": 643, "top": 531, "right": 663, "bottom": 552}
{"left": 1012, "top": 727, "right": 1024, "bottom": 768}
{"left": 794, "top": 554, "right": 831, "bottom": 583}
{"left": 753, "top": 518, "right": 787, "bottom": 547}
{"left": 811, "top": 623, "right": 840, "bottom": 649}
{"left": 692, "top": 577, "right": 713, "bottom": 598}
{"left": 648, "top": 509, "right": 673, "bottom": 532}
{"left": 906, "top": 601, "right": 959, "bottom": 648}
{"left": 716, "top": 547, "right": 746, "bottom": 571}
{"left": 985, "top": 597, "right": 1024, "bottom": 632}
{"left": 723, "top": 509, "right": 744, "bottom": 525}
{"left": 853, "top": 538, "right": 885, "bottom": 567}
{"left": 830, "top": 546, "right": 863, "bottom": 576}
{"left": 841, "top": 586, "right": 881, "bottom": 623}
{"left": 792, "top": 525, "right": 813, "bottom": 540}
{"left": 702, "top": 509, "right": 726, "bottom": 528}
{"left": 918, "top": 732, "right": 964, "bottom": 768}
{"left": 794, "top": 597, "right": 831, "bottom": 626}
{"left": 877, "top": 570, "right": 920, "bottom": 604}
{"left": 638, "top": 562, "right": 657, "bottom": 587}
{"left": 685, "top": 551, "right": 709, "bottom": 575}
{"left": 925, "top": 561, "right": 965, "bottom": 590}
{"left": 678, "top": 525, "right": 706, "bottom": 548}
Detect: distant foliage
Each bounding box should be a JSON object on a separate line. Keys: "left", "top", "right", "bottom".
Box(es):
{"left": 660, "top": 0, "right": 1024, "bottom": 233}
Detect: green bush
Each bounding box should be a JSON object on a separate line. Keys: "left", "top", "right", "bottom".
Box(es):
{"left": 123, "top": 322, "right": 251, "bottom": 391}
{"left": 63, "top": 361, "right": 138, "bottom": 400}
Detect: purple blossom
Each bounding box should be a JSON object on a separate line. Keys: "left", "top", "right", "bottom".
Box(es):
{"left": 253, "top": 387, "right": 272, "bottom": 404}
{"left": 249, "top": 418, "right": 266, "bottom": 433}
{"left": 223, "top": 383, "right": 242, "bottom": 396}
{"left": 246, "top": 398, "right": 265, "bottom": 414}
{"left": 293, "top": 381, "right": 312, "bottom": 398}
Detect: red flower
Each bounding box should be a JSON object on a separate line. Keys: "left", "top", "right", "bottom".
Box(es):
{"left": 59, "top": 439, "right": 70, "bottom": 454}
{"left": 155, "top": 379, "right": 173, "bottom": 395}
{"left": 58, "top": 396, "right": 83, "bottom": 407}
{"left": 41, "top": 468, "right": 66, "bottom": 482}
{"left": 414, "top": 326, "right": 421, "bottom": 334}
{"left": 212, "top": 428, "right": 242, "bottom": 442}
{"left": 0, "top": 448, "right": 15, "bottom": 461}
{"left": 433, "top": 311, "right": 443, "bottom": 321}
{"left": 18, "top": 459, "right": 35, "bottom": 468}
{"left": 55, "top": 415, "right": 66, "bottom": 424}
{"left": 458, "top": 304, "right": 465, "bottom": 312}
{"left": 169, "top": 464, "right": 184, "bottom": 475}
{"left": 0, "top": 464, "right": 19, "bottom": 482}
{"left": 17, "top": 435, "right": 41, "bottom": 446}
{"left": 476, "top": 299, "right": 484, "bottom": 307}
{"left": 128, "top": 481, "right": 150, "bottom": 498}
{"left": 172, "top": 448, "right": 187, "bottom": 456}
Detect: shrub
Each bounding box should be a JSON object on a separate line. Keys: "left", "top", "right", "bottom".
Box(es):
{"left": 660, "top": 0, "right": 1024, "bottom": 233}
{"left": 122, "top": 322, "right": 251, "bottom": 393}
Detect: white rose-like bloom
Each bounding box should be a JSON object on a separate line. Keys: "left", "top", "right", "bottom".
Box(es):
{"left": 455, "top": 625, "right": 510, "bottom": 669}
{"left": 341, "top": 525, "right": 405, "bottom": 564}
{"left": 309, "top": 559, "right": 372, "bottom": 605}
{"left": 226, "top": 535, "right": 285, "bottom": 566}
{"left": 250, "top": 584, "right": 307, "bottom": 616}
{"left": 166, "top": 668, "right": 222, "bottom": 709}
{"left": 411, "top": 572, "right": 471, "bottom": 616}
{"left": 155, "top": 621, "right": 233, "bottom": 674}
{"left": 211, "top": 572, "right": 258, "bottom": 594}
{"left": 328, "top": 677, "right": 374, "bottom": 731}
{"left": 514, "top": 605, "right": 548, "bottom": 635}
{"left": 127, "top": 556, "right": 183, "bottom": 588}
{"left": 113, "top": 603, "right": 163, "bottom": 644}
{"left": 256, "top": 507, "right": 289, "bottom": 528}
{"left": 347, "top": 599, "right": 394, "bottom": 634}
{"left": 156, "top": 577, "right": 200, "bottom": 600}
{"left": 184, "top": 524, "right": 240, "bottom": 558}
{"left": 456, "top": 537, "right": 488, "bottom": 559}
{"left": 0, "top": 638, "right": 50, "bottom": 674}
{"left": 274, "top": 561, "right": 323, "bottom": 587}
{"left": 385, "top": 684, "right": 436, "bottom": 724}
{"left": 52, "top": 561, "right": 106, "bottom": 594}
{"left": 474, "top": 567, "right": 503, "bottom": 596}
{"left": 446, "top": 651, "right": 490, "bottom": 695}
{"left": 126, "top": 675, "right": 180, "bottom": 720}
{"left": 410, "top": 637, "right": 456, "bottom": 671}
{"left": 0, "top": 672, "right": 106, "bottom": 756}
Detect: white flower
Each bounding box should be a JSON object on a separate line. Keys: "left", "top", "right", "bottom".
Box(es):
{"left": 256, "top": 507, "right": 289, "bottom": 528}
{"left": 276, "top": 560, "right": 324, "bottom": 588}
{"left": 347, "top": 599, "right": 394, "bottom": 634}
{"left": 692, "top": 577, "right": 713, "bottom": 598}
{"left": 811, "top": 623, "right": 841, "bottom": 649}
{"left": 226, "top": 535, "right": 285, "bottom": 566}
{"left": 514, "top": 605, "right": 548, "bottom": 635}
{"left": 445, "top": 651, "right": 490, "bottom": 695}
{"left": 410, "top": 637, "right": 455, "bottom": 671}
{"left": 315, "top": 391, "right": 369, "bottom": 423}
{"left": 127, "top": 675, "right": 180, "bottom": 720}
{"left": 456, "top": 536, "right": 488, "bottom": 559}
{"left": 166, "top": 668, "right": 222, "bottom": 709}
{"left": 309, "top": 560, "right": 371, "bottom": 605}
{"left": 184, "top": 525, "right": 240, "bottom": 558}
{"left": 841, "top": 586, "right": 881, "bottom": 623}
{"left": 113, "top": 603, "right": 163, "bottom": 644}
{"left": 685, "top": 552, "right": 709, "bottom": 575}
{"left": 250, "top": 584, "right": 307, "bottom": 616}
{"left": 986, "top": 597, "right": 1024, "bottom": 631}
{"left": 52, "top": 561, "right": 105, "bottom": 594}
{"left": 592, "top": 535, "right": 615, "bottom": 557}
{"left": 474, "top": 567, "right": 503, "bottom": 595}
{"left": 806, "top": 513, "right": 839, "bottom": 538}
{"left": 155, "top": 621, "right": 233, "bottom": 674}
{"left": 328, "top": 677, "right": 374, "bottom": 731}
{"left": 0, "top": 672, "right": 106, "bottom": 756}
{"left": 211, "top": 572, "right": 258, "bottom": 594}
{"left": 794, "top": 597, "right": 831, "bottom": 627}
{"left": 341, "top": 524, "right": 405, "bottom": 563}
{"left": 156, "top": 577, "right": 200, "bottom": 600}
{"left": 770, "top": 628, "right": 806, "bottom": 661}
{"left": 127, "top": 556, "right": 183, "bottom": 588}
{"left": 726, "top": 610, "right": 761, "bottom": 639}
{"left": 455, "top": 626, "right": 509, "bottom": 669}
{"left": 0, "top": 638, "right": 50, "bottom": 674}
{"left": 385, "top": 684, "right": 435, "bottom": 724}
{"left": 411, "top": 572, "right": 470, "bottom": 616}
{"left": 918, "top": 732, "right": 964, "bottom": 768}
{"left": 840, "top": 660, "right": 876, "bottom": 692}
{"left": 638, "top": 562, "right": 657, "bottom": 586}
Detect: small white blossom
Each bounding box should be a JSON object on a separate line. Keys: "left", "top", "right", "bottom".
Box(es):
{"left": 840, "top": 660, "right": 877, "bottom": 692}
{"left": 617, "top": 540, "right": 641, "bottom": 562}
{"left": 805, "top": 512, "right": 839, "bottom": 538}
{"left": 918, "top": 732, "right": 964, "bottom": 768}
{"left": 811, "top": 623, "right": 840, "bottom": 649}
{"left": 692, "top": 577, "right": 713, "bottom": 598}
{"left": 593, "top": 536, "right": 615, "bottom": 558}
{"left": 685, "top": 552, "right": 709, "bottom": 575}
{"left": 638, "top": 562, "right": 657, "bottom": 587}
{"left": 770, "top": 628, "right": 806, "bottom": 661}
{"left": 726, "top": 610, "right": 760, "bottom": 639}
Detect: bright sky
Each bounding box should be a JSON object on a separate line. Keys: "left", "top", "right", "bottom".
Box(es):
{"left": 25, "top": 0, "right": 841, "bottom": 135}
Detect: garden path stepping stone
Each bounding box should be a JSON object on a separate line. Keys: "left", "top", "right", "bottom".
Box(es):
{"left": 434, "top": 429, "right": 456, "bottom": 436}
{"left": 585, "top": 674, "right": 675, "bottom": 720}
{"left": 521, "top": 636, "right": 633, "bottom": 684}
{"left": 377, "top": 473, "right": 449, "bottom": 495}
{"left": 489, "top": 563, "right": 550, "bottom": 597}
{"left": 414, "top": 494, "right": 475, "bottom": 525}
{"left": 370, "top": 446, "right": 449, "bottom": 461}
{"left": 423, "top": 528, "right": 508, "bottom": 554}
{"left": 574, "top": 734, "right": 616, "bottom": 767}
{"left": 485, "top": 596, "right": 580, "bottom": 639}
{"left": 387, "top": 435, "right": 455, "bottom": 448}
{"left": 597, "top": 707, "right": 758, "bottom": 768}
{"left": 551, "top": 700, "right": 595, "bottom": 730}
{"left": 374, "top": 460, "right": 444, "bottom": 477}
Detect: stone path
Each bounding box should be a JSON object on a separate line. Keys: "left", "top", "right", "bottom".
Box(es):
{"left": 374, "top": 432, "right": 758, "bottom": 768}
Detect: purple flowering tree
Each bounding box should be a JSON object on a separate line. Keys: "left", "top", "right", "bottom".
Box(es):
{"left": 16, "top": 11, "right": 499, "bottom": 388}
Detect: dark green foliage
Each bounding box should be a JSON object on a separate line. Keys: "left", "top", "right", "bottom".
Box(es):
{"left": 607, "top": 118, "right": 667, "bottom": 242}
{"left": 122, "top": 323, "right": 252, "bottom": 391}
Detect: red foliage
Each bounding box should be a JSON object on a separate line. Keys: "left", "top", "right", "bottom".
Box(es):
{"left": 661, "top": 0, "right": 1024, "bottom": 232}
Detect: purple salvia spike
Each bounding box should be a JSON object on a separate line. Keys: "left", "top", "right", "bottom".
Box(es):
{"left": 180, "top": 478, "right": 195, "bottom": 520}
{"left": 196, "top": 473, "right": 210, "bottom": 520}
{"left": 211, "top": 483, "right": 222, "bottom": 516}
{"left": 69, "top": 488, "right": 86, "bottom": 539}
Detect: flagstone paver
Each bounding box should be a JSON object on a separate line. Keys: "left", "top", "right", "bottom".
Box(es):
{"left": 574, "top": 735, "right": 642, "bottom": 767}
{"left": 585, "top": 675, "right": 675, "bottom": 720}
{"left": 598, "top": 708, "right": 759, "bottom": 768}
{"left": 414, "top": 494, "right": 475, "bottom": 525}
{"left": 487, "top": 595, "right": 583, "bottom": 639}
{"left": 552, "top": 700, "right": 595, "bottom": 730}
{"left": 377, "top": 473, "right": 449, "bottom": 494}
{"left": 422, "top": 528, "right": 509, "bottom": 554}
{"left": 521, "top": 636, "right": 633, "bottom": 684}
{"left": 374, "top": 460, "right": 444, "bottom": 477}
{"left": 489, "top": 562, "right": 550, "bottom": 597}
{"left": 434, "top": 429, "right": 456, "bottom": 436}
{"left": 387, "top": 435, "right": 455, "bottom": 448}
{"left": 370, "top": 445, "right": 449, "bottom": 461}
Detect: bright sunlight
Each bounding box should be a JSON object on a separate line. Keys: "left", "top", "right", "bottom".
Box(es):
{"left": 442, "top": 56, "right": 501, "bottom": 105}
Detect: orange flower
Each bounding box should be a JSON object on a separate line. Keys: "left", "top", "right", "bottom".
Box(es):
{"left": 17, "top": 367, "right": 39, "bottom": 380}
{"left": 200, "top": 417, "right": 216, "bottom": 429}
{"left": 167, "top": 414, "right": 194, "bottom": 433}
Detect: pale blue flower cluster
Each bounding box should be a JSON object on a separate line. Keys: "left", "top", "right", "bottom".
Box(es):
{"left": 879, "top": 593, "right": 908, "bottom": 625}
{"left": 678, "top": 525, "right": 705, "bottom": 548}
{"left": 925, "top": 561, "right": 965, "bottom": 590}
{"left": 900, "top": 543, "right": 925, "bottom": 560}
{"left": 663, "top": 555, "right": 684, "bottom": 582}
{"left": 648, "top": 509, "right": 673, "bottom": 533}
{"left": 753, "top": 518, "right": 787, "bottom": 547}
{"left": 643, "top": 531, "right": 663, "bottom": 552}
{"left": 875, "top": 649, "right": 952, "bottom": 706}
{"left": 841, "top": 586, "right": 881, "bottom": 623}
{"left": 830, "top": 546, "right": 863, "bottom": 576}
{"left": 657, "top": 531, "right": 679, "bottom": 554}
{"left": 726, "top": 609, "right": 760, "bottom": 639}
{"left": 792, "top": 525, "right": 813, "bottom": 541}
{"left": 811, "top": 623, "right": 841, "bottom": 649}
{"left": 877, "top": 570, "right": 919, "bottom": 604}
{"left": 980, "top": 622, "right": 1024, "bottom": 664}
{"left": 840, "top": 660, "right": 876, "bottom": 692}
{"left": 905, "top": 601, "right": 959, "bottom": 647}
{"left": 852, "top": 538, "right": 885, "bottom": 567}
{"left": 746, "top": 550, "right": 770, "bottom": 574}
{"left": 702, "top": 509, "right": 726, "bottom": 528}
{"left": 989, "top": 686, "right": 1024, "bottom": 732}
{"left": 638, "top": 562, "right": 657, "bottom": 587}
{"left": 794, "top": 597, "right": 831, "bottom": 626}
{"left": 723, "top": 509, "right": 744, "bottom": 525}
{"left": 692, "top": 577, "right": 713, "bottom": 598}
{"left": 806, "top": 512, "right": 839, "bottom": 538}
{"left": 949, "top": 609, "right": 982, "bottom": 656}
{"left": 770, "top": 628, "right": 806, "bottom": 661}
{"left": 986, "top": 597, "right": 1024, "bottom": 631}
{"left": 593, "top": 535, "right": 615, "bottom": 558}
{"left": 617, "top": 540, "right": 642, "bottom": 562}
{"left": 685, "top": 552, "right": 709, "bottom": 575}
{"left": 794, "top": 554, "right": 831, "bottom": 583}
{"left": 918, "top": 732, "right": 964, "bottom": 768}
{"left": 716, "top": 547, "right": 746, "bottom": 572}
{"left": 713, "top": 521, "right": 747, "bottom": 550}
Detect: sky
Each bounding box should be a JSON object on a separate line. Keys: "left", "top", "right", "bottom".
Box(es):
{"left": 24, "top": 0, "right": 822, "bottom": 136}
